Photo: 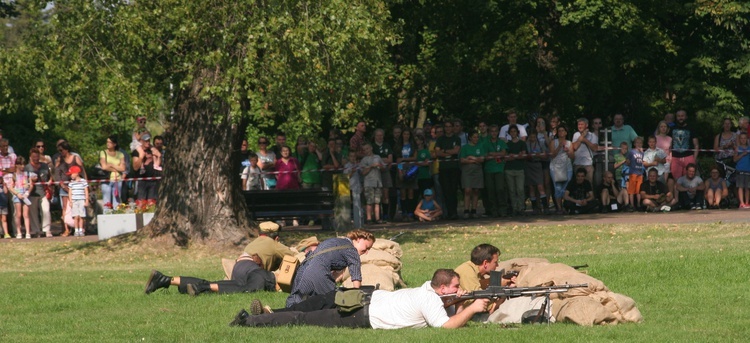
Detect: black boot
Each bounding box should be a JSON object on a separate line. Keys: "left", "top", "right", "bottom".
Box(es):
{"left": 144, "top": 270, "right": 172, "bottom": 294}
{"left": 229, "top": 309, "right": 250, "bottom": 327}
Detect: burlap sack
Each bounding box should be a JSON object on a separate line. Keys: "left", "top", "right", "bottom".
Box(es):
{"left": 490, "top": 259, "right": 641, "bottom": 325}
{"left": 496, "top": 257, "right": 550, "bottom": 274}
{"left": 339, "top": 238, "right": 406, "bottom": 290}
{"left": 360, "top": 249, "right": 402, "bottom": 272}
{"left": 341, "top": 264, "right": 397, "bottom": 290}
{"left": 487, "top": 296, "right": 550, "bottom": 324}
{"left": 371, "top": 239, "right": 403, "bottom": 258}
{"left": 553, "top": 295, "right": 617, "bottom": 326}
{"left": 611, "top": 292, "right": 644, "bottom": 323}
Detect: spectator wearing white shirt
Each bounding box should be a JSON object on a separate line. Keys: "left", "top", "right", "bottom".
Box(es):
{"left": 571, "top": 118, "right": 598, "bottom": 184}
{"left": 499, "top": 110, "right": 528, "bottom": 142}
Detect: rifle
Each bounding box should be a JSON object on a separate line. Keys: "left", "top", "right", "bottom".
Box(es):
{"left": 442, "top": 283, "right": 589, "bottom": 308}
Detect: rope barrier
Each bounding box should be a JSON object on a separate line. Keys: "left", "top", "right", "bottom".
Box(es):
{"left": 8, "top": 146, "right": 744, "bottom": 185}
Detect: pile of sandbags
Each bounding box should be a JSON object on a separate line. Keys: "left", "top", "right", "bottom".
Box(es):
{"left": 340, "top": 238, "right": 407, "bottom": 291}
{"left": 491, "top": 258, "right": 642, "bottom": 325}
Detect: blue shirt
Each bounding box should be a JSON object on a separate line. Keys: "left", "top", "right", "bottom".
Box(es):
{"left": 737, "top": 146, "right": 750, "bottom": 172}
{"left": 626, "top": 149, "right": 644, "bottom": 175}
{"left": 286, "top": 237, "right": 362, "bottom": 307}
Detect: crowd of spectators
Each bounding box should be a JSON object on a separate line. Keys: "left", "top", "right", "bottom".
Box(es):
{"left": 240, "top": 110, "right": 750, "bottom": 227}
{"left": 0, "top": 117, "right": 165, "bottom": 239}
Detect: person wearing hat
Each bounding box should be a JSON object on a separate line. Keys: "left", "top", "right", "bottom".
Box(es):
{"left": 295, "top": 236, "right": 320, "bottom": 255}
{"left": 143, "top": 252, "right": 276, "bottom": 296}
{"left": 54, "top": 141, "right": 86, "bottom": 237}
{"left": 130, "top": 116, "right": 151, "bottom": 151}
{"left": 131, "top": 132, "right": 161, "bottom": 206}
{"left": 144, "top": 221, "right": 293, "bottom": 296}
{"left": 243, "top": 221, "right": 296, "bottom": 272}
{"left": 66, "top": 165, "right": 89, "bottom": 237}
{"left": 413, "top": 188, "right": 442, "bottom": 222}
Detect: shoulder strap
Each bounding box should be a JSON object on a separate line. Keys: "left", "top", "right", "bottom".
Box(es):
{"left": 303, "top": 244, "right": 352, "bottom": 265}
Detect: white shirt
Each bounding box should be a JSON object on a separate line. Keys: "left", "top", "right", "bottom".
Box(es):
{"left": 499, "top": 124, "right": 528, "bottom": 142}
{"left": 643, "top": 148, "right": 667, "bottom": 175}
{"left": 368, "top": 281, "right": 449, "bottom": 329}
{"left": 572, "top": 131, "right": 598, "bottom": 166}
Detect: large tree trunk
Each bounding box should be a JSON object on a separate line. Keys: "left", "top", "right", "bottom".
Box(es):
{"left": 142, "top": 69, "right": 254, "bottom": 247}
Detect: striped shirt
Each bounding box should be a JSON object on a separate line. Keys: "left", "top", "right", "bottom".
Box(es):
{"left": 69, "top": 179, "right": 89, "bottom": 201}
{"left": 285, "top": 237, "right": 362, "bottom": 307}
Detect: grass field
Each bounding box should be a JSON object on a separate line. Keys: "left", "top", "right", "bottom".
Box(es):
{"left": 2, "top": 221, "right": 749, "bottom": 342}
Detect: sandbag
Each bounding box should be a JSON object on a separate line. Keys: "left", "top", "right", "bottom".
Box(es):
{"left": 371, "top": 239, "right": 404, "bottom": 258}
{"left": 487, "top": 296, "right": 550, "bottom": 324}
{"left": 342, "top": 264, "right": 397, "bottom": 290}
{"left": 554, "top": 295, "right": 617, "bottom": 326}
{"left": 611, "top": 292, "right": 644, "bottom": 323}
{"left": 360, "top": 249, "right": 402, "bottom": 272}
{"left": 491, "top": 258, "right": 642, "bottom": 326}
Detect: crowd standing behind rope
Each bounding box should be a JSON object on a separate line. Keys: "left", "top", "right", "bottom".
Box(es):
{"left": 1, "top": 110, "right": 749, "bottom": 237}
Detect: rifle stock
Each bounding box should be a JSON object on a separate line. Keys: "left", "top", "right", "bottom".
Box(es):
{"left": 443, "top": 283, "right": 588, "bottom": 308}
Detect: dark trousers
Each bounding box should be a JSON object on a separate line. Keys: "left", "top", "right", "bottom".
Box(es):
{"left": 240, "top": 306, "right": 370, "bottom": 328}
{"left": 137, "top": 180, "right": 159, "bottom": 201}
{"left": 439, "top": 168, "right": 460, "bottom": 218}
{"left": 678, "top": 191, "right": 705, "bottom": 208}
{"left": 177, "top": 260, "right": 275, "bottom": 294}
{"left": 484, "top": 171, "right": 509, "bottom": 216}
{"left": 28, "top": 195, "right": 43, "bottom": 235}
{"left": 275, "top": 291, "right": 337, "bottom": 312}
{"left": 563, "top": 200, "right": 599, "bottom": 214}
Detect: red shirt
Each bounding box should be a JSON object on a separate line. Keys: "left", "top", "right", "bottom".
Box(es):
{"left": 275, "top": 158, "right": 300, "bottom": 190}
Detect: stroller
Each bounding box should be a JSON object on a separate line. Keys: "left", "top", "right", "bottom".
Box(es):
{"left": 714, "top": 159, "right": 738, "bottom": 208}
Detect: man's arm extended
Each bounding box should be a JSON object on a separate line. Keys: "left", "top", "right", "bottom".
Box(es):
{"left": 442, "top": 298, "right": 488, "bottom": 329}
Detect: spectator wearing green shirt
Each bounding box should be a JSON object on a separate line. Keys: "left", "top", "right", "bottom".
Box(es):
{"left": 459, "top": 132, "right": 487, "bottom": 218}
{"left": 300, "top": 141, "right": 322, "bottom": 189}
{"left": 610, "top": 114, "right": 638, "bottom": 157}
{"left": 483, "top": 125, "right": 509, "bottom": 217}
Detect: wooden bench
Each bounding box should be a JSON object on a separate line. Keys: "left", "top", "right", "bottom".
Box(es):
{"left": 243, "top": 189, "right": 335, "bottom": 229}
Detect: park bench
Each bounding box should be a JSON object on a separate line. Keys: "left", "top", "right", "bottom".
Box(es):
{"left": 243, "top": 189, "right": 335, "bottom": 229}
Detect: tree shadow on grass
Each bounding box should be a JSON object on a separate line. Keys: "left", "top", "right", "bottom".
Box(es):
{"left": 46, "top": 232, "right": 144, "bottom": 255}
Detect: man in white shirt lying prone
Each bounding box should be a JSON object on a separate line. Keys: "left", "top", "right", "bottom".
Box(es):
{"left": 230, "top": 268, "right": 491, "bottom": 329}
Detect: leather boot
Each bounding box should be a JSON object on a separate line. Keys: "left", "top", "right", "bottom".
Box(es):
{"left": 144, "top": 270, "right": 172, "bottom": 294}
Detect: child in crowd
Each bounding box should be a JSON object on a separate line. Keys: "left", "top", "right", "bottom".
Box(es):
{"left": 344, "top": 151, "right": 363, "bottom": 228}
{"left": 0, "top": 172, "right": 9, "bottom": 238}
{"left": 66, "top": 165, "right": 90, "bottom": 237}
{"left": 625, "top": 137, "right": 645, "bottom": 211}
{"left": 241, "top": 153, "right": 262, "bottom": 191}
{"left": 734, "top": 132, "right": 750, "bottom": 208}
{"left": 359, "top": 143, "right": 384, "bottom": 225}
{"left": 413, "top": 188, "right": 443, "bottom": 222}
{"left": 7, "top": 157, "right": 33, "bottom": 239}
{"left": 613, "top": 142, "right": 630, "bottom": 202}
{"left": 703, "top": 166, "right": 728, "bottom": 209}
{"left": 131, "top": 116, "right": 151, "bottom": 151}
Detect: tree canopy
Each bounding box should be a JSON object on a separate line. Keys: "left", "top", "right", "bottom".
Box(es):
{"left": 1, "top": 0, "right": 749, "bottom": 245}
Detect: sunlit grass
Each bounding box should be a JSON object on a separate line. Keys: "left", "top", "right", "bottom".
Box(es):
{"left": 1, "top": 222, "right": 749, "bottom": 342}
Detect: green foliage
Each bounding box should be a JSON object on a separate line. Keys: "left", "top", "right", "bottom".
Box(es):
{"left": 1, "top": 0, "right": 397, "bottom": 160}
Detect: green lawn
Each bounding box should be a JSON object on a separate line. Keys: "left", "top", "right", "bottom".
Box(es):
{"left": 1, "top": 221, "right": 749, "bottom": 342}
